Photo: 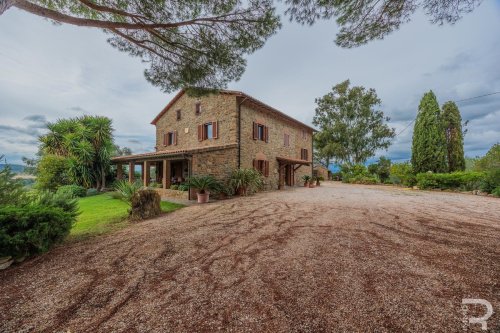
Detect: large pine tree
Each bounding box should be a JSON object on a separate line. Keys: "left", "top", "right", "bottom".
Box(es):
{"left": 442, "top": 101, "right": 465, "bottom": 172}
{"left": 411, "top": 91, "right": 447, "bottom": 173}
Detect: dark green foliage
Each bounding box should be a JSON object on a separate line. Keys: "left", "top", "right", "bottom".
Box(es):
{"left": 177, "top": 183, "right": 189, "bottom": 191}
{"left": 229, "top": 169, "right": 263, "bottom": 195}
{"left": 285, "top": 0, "right": 481, "bottom": 48}
{"left": 492, "top": 187, "right": 500, "bottom": 197}
{"left": 368, "top": 156, "right": 391, "bottom": 182}
{"left": 0, "top": 204, "right": 76, "bottom": 259}
{"left": 113, "top": 180, "right": 143, "bottom": 205}
{"left": 313, "top": 80, "right": 395, "bottom": 165}
{"left": 187, "top": 175, "right": 219, "bottom": 194}
{"left": 411, "top": 91, "right": 447, "bottom": 173}
{"left": 0, "top": 156, "right": 25, "bottom": 206}
{"left": 39, "top": 116, "right": 114, "bottom": 190}
{"left": 474, "top": 144, "right": 500, "bottom": 172}
{"left": 442, "top": 101, "right": 465, "bottom": 172}
{"left": 129, "top": 189, "right": 161, "bottom": 221}
{"left": 416, "top": 172, "right": 486, "bottom": 191}
{"left": 480, "top": 169, "right": 500, "bottom": 194}
{"left": 56, "top": 185, "right": 87, "bottom": 198}
{"left": 169, "top": 184, "right": 179, "bottom": 190}
{"left": 389, "top": 162, "right": 417, "bottom": 187}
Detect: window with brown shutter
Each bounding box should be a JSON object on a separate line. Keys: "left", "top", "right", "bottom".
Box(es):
{"left": 197, "top": 124, "right": 203, "bottom": 141}
{"left": 163, "top": 133, "right": 167, "bottom": 146}
{"left": 253, "top": 122, "right": 267, "bottom": 142}
{"left": 301, "top": 148, "right": 309, "bottom": 161}
{"left": 284, "top": 133, "right": 290, "bottom": 147}
{"left": 195, "top": 102, "right": 201, "bottom": 115}
{"left": 253, "top": 122, "right": 258, "bottom": 140}
{"left": 176, "top": 109, "right": 181, "bottom": 120}
{"left": 253, "top": 159, "right": 269, "bottom": 177}
{"left": 212, "top": 121, "right": 218, "bottom": 139}
{"left": 264, "top": 126, "right": 269, "bottom": 143}
{"left": 173, "top": 130, "right": 177, "bottom": 145}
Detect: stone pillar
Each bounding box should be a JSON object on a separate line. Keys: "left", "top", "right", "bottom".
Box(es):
{"left": 128, "top": 162, "right": 134, "bottom": 183}
{"left": 117, "top": 163, "right": 123, "bottom": 180}
{"left": 143, "top": 161, "right": 150, "bottom": 187}
{"left": 162, "top": 159, "right": 169, "bottom": 189}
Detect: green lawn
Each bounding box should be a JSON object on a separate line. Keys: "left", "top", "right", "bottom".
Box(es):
{"left": 70, "top": 193, "right": 184, "bottom": 239}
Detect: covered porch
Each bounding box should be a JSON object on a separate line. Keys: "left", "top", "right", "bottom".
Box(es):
{"left": 112, "top": 150, "right": 193, "bottom": 200}
{"left": 276, "top": 156, "right": 311, "bottom": 189}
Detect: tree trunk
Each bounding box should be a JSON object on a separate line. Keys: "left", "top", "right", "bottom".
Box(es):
{"left": 0, "top": 0, "right": 16, "bottom": 15}
{"left": 101, "top": 166, "right": 106, "bottom": 190}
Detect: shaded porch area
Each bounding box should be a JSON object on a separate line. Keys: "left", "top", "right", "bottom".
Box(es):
{"left": 276, "top": 156, "right": 311, "bottom": 189}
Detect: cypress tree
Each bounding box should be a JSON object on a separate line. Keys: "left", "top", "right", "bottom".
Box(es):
{"left": 411, "top": 91, "right": 447, "bottom": 173}
{"left": 442, "top": 101, "right": 465, "bottom": 172}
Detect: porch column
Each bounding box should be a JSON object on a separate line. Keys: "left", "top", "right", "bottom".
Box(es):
{"left": 128, "top": 162, "right": 134, "bottom": 183}
{"left": 162, "top": 159, "right": 169, "bottom": 189}
{"left": 117, "top": 163, "right": 123, "bottom": 180}
{"left": 143, "top": 161, "right": 150, "bottom": 187}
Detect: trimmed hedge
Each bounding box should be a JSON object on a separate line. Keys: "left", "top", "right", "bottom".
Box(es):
{"left": 0, "top": 204, "right": 76, "bottom": 259}
{"left": 56, "top": 185, "right": 86, "bottom": 198}
{"left": 416, "top": 171, "right": 486, "bottom": 191}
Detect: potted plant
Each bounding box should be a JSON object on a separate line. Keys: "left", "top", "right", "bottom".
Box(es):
{"left": 316, "top": 176, "right": 324, "bottom": 186}
{"left": 230, "top": 168, "right": 263, "bottom": 196}
{"left": 309, "top": 176, "right": 317, "bottom": 188}
{"left": 187, "top": 175, "right": 218, "bottom": 203}
{"left": 302, "top": 175, "right": 311, "bottom": 187}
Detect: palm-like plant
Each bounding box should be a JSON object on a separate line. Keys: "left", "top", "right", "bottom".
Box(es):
{"left": 114, "top": 180, "right": 143, "bottom": 205}
{"left": 229, "top": 168, "right": 263, "bottom": 195}
{"left": 187, "top": 175, "right": 218, "bottom": 194}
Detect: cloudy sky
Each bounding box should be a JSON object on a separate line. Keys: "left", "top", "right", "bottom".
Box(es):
{"left": 0, "top": 2, "right": 499, "bottom": 165}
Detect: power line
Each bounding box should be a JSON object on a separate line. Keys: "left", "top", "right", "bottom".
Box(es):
{"left": 455, "top": 91, "right": 500, "bottom": 103}
{"left": 395, "top": 91, "right": 500, "bottom": 137}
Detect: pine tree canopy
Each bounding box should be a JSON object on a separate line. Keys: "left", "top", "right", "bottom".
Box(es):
{"left": 0, "top": 0, "right": 482, "bottom": 92}
{"left": 411, "top": 91, "right": 447, "bottom": 173}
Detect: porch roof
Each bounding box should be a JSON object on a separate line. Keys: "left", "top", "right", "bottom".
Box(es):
{"left": 111, "top": 143, "right": 238, "bottom": 163}
{"left": 276, "top": 156, "right": 311, "bottom": 165}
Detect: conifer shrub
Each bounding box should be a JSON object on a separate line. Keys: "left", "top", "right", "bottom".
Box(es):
{"left": 56, "top": 185, "right": 87, "bottom": 198}
{"left": 416, "top": 171, "right": 486, "bottom": 191}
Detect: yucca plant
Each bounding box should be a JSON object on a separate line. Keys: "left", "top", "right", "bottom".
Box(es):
{"left": 229, "top": 168, "right": 263, "bottom": 196}
{"left": 114, "top": 180, "right": 143, "bottom": 205}
{"left": 187, "top": 175, "right": 218, "bottom": 194}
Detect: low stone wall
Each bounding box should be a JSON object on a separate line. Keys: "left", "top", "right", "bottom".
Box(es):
{"left": 154, "top": 188, "right": 189, "bottom": 200}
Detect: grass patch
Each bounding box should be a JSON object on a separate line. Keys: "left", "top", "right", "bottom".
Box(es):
{"left": 69, "top": 193, "right": 184, "bottom": 239}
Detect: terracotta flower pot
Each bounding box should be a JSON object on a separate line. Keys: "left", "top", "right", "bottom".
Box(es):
{"left": 309, "top": 183, "right": 316, "bottom": 188}
{"left": 237, "top": 187, "right": 247, "bottom": 196}
{"left": 316, "top": 180, "right": 320, "bottom": 186}
{"left": 197, "top": 192, "right": 209, "bottom": 203}
{"left": 304, "top": 181, "right": 309, "bottom": 187}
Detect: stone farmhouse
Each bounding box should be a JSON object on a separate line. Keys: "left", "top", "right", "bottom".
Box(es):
{"left": 112, "top": 90, "right": 314, "bottom": 199}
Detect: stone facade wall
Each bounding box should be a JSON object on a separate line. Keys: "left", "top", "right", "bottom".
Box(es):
{"left": 239, "top": 104, "right": 313, "bottom": 190}
{"left": 154, "top": 92, "right": 238, "bottom": 151}
{"left": 192, "top": 147, "right": 238, "bottom": 180}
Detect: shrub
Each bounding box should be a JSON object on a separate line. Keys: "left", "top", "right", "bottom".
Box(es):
{"left": 169, "top": 184, "right": 179, "bottom": 190}
{"left": 492, "top": 187, "right": 500, "bottom": 197}
{"left": 0, "top": 204, "right": 76, "bottom": 259}
{"left": 230, "top": 169, "right": 263, "bottom": 195}
{"left": 129, "top": 189, "right": 161, "bottom": 221}
{"left": 36, "top": 154, "right": 71, "bottom": 191}
{"left": 480, "top": 168, "right": 500, "bottom": 194}
{"left": 114, "top": 180, "right": 143, "bottom": 204}
{"left": 389, "top": 162, "right": 416, "bottom": 187}
{"left": 177, "top": 183, "right": 189, "bottom": 191}
{"left": 341, "top": 164, "right": 370, "bottom": 183}
{"left": 56, "top": 185, "right": 86, "bottom": 198}
{"left": 86, "top": 188, "right": 99, "bottom": 196}
{"left": 347, "top": 175, "right": 379, "bottom": 185}
{"left": 301, "top": 175, "right": 311, "bottom": 182}
{"left": 416, "top": 171, "right": 486, "bottom": 191}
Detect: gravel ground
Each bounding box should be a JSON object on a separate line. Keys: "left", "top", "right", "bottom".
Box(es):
{"left": 1, "top": 182, "right": 499, "bottom": 332}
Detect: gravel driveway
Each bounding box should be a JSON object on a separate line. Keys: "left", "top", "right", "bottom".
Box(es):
{"left": 1, "top": 182, "right": 499, "bottom": 332}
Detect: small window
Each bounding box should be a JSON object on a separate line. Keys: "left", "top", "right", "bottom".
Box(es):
{"left": 205, "top": 123, "right": 213, "bottom": 139}
{"left": 301, "top": 148, "right": 308, "bottom": 161}
{"left": 253, "top": 159, "right": 269, "bottom": 177}
{"left": 167, "top": 132, "right": 175, "bottom": 145}
{"left": 302, "top": 129, "right": 306, "bottom": 140}
{"left": 163, "top": 131, "right": 177, "bottom": 146}
{"left": 284, "top": 133, "right": 290, "bottom": 147}
{"left": 176, "top": 109, "right": 181, "bottom": 120}
{"left": 253, "top": 122, "right": 268, "bottom": 142}
{"left": 195, "top": 102, "right": 201, "bottom": 115}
